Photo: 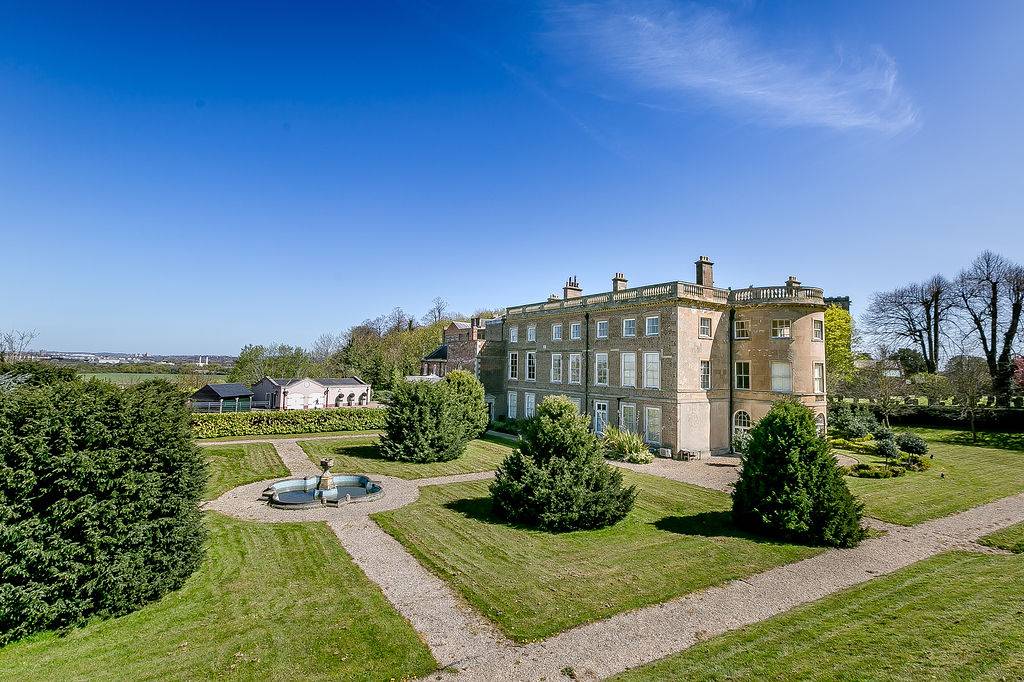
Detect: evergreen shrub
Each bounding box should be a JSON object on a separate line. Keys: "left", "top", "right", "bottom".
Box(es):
{"left": 191, "top": 407, "right": 385, "bottom": 439}
{"left": 895, "top": 431, "right": 929, "bottom": 455}
{"left": 602, "top": 426, "right": 654, "bottom": 463}
{"left": 378, "top": 380, "right": 465, "bottom": 463}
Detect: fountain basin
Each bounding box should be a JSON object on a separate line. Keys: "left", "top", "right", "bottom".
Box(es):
{"left": 263, "top": 474, "right": 383, "bottom": 509}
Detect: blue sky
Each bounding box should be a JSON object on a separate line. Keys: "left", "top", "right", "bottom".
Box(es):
{"left": 2, "top": 1, "right": 1022, "bottom": 355}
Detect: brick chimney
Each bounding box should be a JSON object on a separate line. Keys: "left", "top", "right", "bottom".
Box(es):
{"left": 611, "top": 272, "right": 628, "bottom": 292}
{"left": 563, "top": 276, "right": 582, "bottom": 299}
{"left": 786, "top": 275, "right": 801, "bottom": 288}
{"left": 695, "top": 256, "right": 714, "bottom": 288}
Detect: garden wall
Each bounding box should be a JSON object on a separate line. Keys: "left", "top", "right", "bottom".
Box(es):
{"left": 191, "top": 408, "right": 386, "bottom": 439}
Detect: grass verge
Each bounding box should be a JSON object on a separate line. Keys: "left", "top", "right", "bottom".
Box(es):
{"left": 0, "top": 513, "right": 437, "bottom": 680}
{"left": 980, "top": 521, "right": 1024, "bottom": 553}
{"left": 613, "top": 551, "right": 1024, "bottom": 681}
{"left": 373, "top": 472, "right": 820, "bottom": 642}
{"left": 300, "top": 436, "right": 512, "bottom": 480}
{"left": 202, "top": 442, "right": 290, "bottom": 500}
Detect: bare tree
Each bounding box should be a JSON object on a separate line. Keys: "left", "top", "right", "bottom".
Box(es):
{"left": 851, "top": 345, "right": 910, "bottom": 427}
{"left": 863, "top": 275, "right": 953, "bottom": 373}
{"left": 0, "top": 329, "right": 38, "bottom": 362}
{"left": 310, "top": 333, "right": 344, "bottom": 363}
{"left": 945, "top": 354, "right": 992, "bottom": 443}
{"left": 953, "top": 251, "right": 1024, "bottom": 405}
{"left": 422, "top": 297, "right": 449, "bottom": 325}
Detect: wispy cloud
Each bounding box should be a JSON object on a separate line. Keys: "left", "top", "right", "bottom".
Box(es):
{"left": 546, "top": 1, "right": 919, "bottom": 134}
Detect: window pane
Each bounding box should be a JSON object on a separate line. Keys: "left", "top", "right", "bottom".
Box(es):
{"left": 646, "top": 316, "right": 660, "bottom": 335}
{"left": 644, "top": 353, "right": 661, "bottom": 388}
{"left": 552, "top": 324, "right": 562, "bottom": 340}
{"left": 527, "top": 352, "right": 536, "bottom": 380}
{"left": 771, "top": 362, "right": 792, "bottom": 392}
{"left": 597, "top": 321, "right": 608, "bottom": 338}
{"left": 644, "top": 407, "right": 661, "bottom": 445}
{"left": 623, "top": 319, "right": 636, "bottom": 337}
{"left": 621, "top": 352, "right": 636, "bottom": 387}
{"left": 621, "top": 404, "right": 636, "bottom": 433}
{"left": 596, "top": 353, "right": 609, "bottom": 385}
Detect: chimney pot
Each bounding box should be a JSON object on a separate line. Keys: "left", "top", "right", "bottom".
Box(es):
{"left": 563, "top": 276, "right": 583, "bottom": 300}
{"left": 611, "top": 272, "right": 628, "bottom": 292}
{"left": 786, "top": 275, "right": 801, "bottom": 288}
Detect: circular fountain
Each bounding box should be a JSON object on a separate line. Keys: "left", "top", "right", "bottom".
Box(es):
{"left": 263, "top": 458, "right": 384, "bottom": 509}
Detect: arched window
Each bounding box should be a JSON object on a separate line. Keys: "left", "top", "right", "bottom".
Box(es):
{"left": 815, "top": 412, "right": 826, "bottom": 436}
{"left": 347, "top": 393, "right": 355, "bottom": 406}
{"left": 733, "top": 411, "right": 752, "bottom": 438}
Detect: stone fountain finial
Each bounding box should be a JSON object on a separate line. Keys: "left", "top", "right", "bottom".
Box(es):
{"left": 317, "top": 458, "right": 336, "bottom": 491}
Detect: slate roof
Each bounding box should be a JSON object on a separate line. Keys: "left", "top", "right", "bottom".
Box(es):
{"left": 422, "top": 344, "right": 449, "bottom": 362}
{"left": 450, "top": 321, "right": 471, "bottom": 329}
{"left": 266, "top": 377, "right": 368, "bottom": 387}
{"left": 192, "top": 383, "right": 253, "bottom": 399}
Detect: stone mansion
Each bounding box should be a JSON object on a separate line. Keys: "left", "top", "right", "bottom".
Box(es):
{"left": 475, "top": 257, "right": 828, "bottom": 457}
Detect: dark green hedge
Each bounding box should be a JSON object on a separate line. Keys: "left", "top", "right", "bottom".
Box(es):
{"left": 0, "top": 375, "right": 206, "bottom": 645}
{"left": 867, "top": 405, "right": 1024, "bottom": 431}
{"left": 191, "top": 408, "right": 386, "bottom": 439}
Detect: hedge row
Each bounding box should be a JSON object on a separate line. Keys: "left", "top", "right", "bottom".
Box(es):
{"left": 867, "top": 405, "right": 1024, "bottom": 431}
{"left": 191, "top": 408, "right": 387, "bottom": 439}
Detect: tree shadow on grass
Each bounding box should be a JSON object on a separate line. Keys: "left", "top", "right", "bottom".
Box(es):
{"left": 327, "top": 443, "right": 387, "bottom": 463}
{"left": 653, "top": 511, "right": 797, "bottom": 545}
{"left": 931, "top": 430, "right": 1024, "bottom": 452}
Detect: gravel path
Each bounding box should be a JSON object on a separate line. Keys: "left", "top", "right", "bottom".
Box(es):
{"left": 327, "top": 517, "right": 511, "bottom": 669}
{"left": 435, "top": 491, "right": 1024, "bottom": 681}
{"left": 612, "top": 456, "right": 740, "bottom": 492}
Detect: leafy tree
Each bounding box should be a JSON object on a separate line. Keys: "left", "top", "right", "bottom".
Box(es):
{"left": 378, "top": 380, "right": 465, "bottom": 462}
{"left": 945, "top": 354, "right": 992, "bottom": 443}
{"left": 490, "top": 396, "right": 636, "bottom": 531}
{"left": 824, "top": 305, "right": 855, "bottom": 393}
{"left": 443, "top": 370, "right": 489, "bottom": 443}
{"left": 227, "top": 343, "right": 324, "bottom": 386}
{"left": 0, "top": 368, "right": 206, "bottom": 644}
{"left": 733, "top": 401, "right": 865, "bottom": 548}
{"left": 892, "top": 348, "right": 928, "bottom": 376}
{"left": 910, "top": 372, "right": 952, "bottom": 406}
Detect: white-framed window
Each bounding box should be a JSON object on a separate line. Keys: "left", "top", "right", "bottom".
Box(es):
{"left": 623, "top": 318, "right": 636, "bottom": 337}
{"left": 813, "top": 362, "right": 825, "bottom": 393}
{"left": 645, "top": 315, "right": 660, "bottom": 336}
{"left": 813, "top": 319, "right": 824, "bottom": 342}
{"left": 733, "top": 410, "right": 751, "bottom": 438}
{"left": 552, "top": 323, "right": 562, "bottom": 341}
{"left": 524, "top": 392, "right": 535, "bottom": 418}
{"left": 568, "top": 353, "right": 582, "bottom": 384}
{"left": 735, "top": 361, "right": 750, "bottom": 390}
{"left": 644, "top": 352, "right": 661, "bottom": 389}
{"left": 527, "top": 325, "right": 536, "bottom": 342}
{"left": 700, "top": 360, "right": 712, "bottom": 390}
{"left": 771, "top": 319, "right": 791, "bottom": 339}
{"left": 570, "top": 396, "right": 582, "bottom": 412}
{"left": 699, "top": 317, "right": 712, "bottom": 338}
{"left": 570, "top": 322, "right": 581, "bottom": 340}
{"left": 596, "top": 320, "right": 609, "bottom": 339}
{"left": 734, "top": 319, "right": 750, "bottom": 339}
{"left": 526, "top": 351, "right": 536, "bottom": 381}
{"left": 815, "top": 412, "right": 826, "bottom": 436}
{"left": 771, "top": 362, "right": 792, "bottom": 393}
{"left": 507, "top": 391, "right": 518, "bottom": 419}
{"left": 620, "top": 352, "right": 636, "bottom": 388}
{"left": 551, "top": 353, "right": 563, "bottom": 383}
{"left": 594, "top": 401, "right": 609, "bottom": 435}
{"left": 509, "top": 326, "right": 519, "bottom": 343}
{"left": 644, "top": 406, "right": 662, "bottom": 446}
{"left": 595, "top": 352, "right": 609, "bottom": 386}
{"left": 620, "top": 402, "right": 637, "bottom": 433}
{"left": 508, "top": 352, "right": 519, "bottom": 380}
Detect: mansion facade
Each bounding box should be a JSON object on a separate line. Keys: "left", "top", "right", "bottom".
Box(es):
{"left": 477, "top": 257, "right": 828, "bottom": 457}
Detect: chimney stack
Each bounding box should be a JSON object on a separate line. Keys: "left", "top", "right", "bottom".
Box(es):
{"left": 612, "top": 272, "right": 628, "bottom": 292}
{"left": 786, "top": 275, "right": 801, "bottom": 288}
{"left": 563, "top": 276, "right": 583, "bottom": 300}
{"left": 548, "top": 293, "right": 561, "bottom": 302}
{"left": 695, "top": 256, "right": 714, "bottom": 288}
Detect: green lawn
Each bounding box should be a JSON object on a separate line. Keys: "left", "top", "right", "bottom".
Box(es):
{"left": 196, "top": 429, "right": 381, "bottom": 443}
{"left": 613, "top": 551, "right": 1024, "bottom": 681}
{"left": 300, "top": 436, "right": 513, "bottom": 480}
{"left": 202, "top": 442, "right": 290, "bottom": 500}
{"left": 373, "top": 473, "right": 820, "bottom": 642}
{"left": 0, "top": 513, "right": 437, "bottom": 681}
{"left": 840, "top": 430, "right": 1024, "bottom": 525}
{"left": 81, "top": 372, "right": 227, "bottom": 385}
{"left": 981, "top": 521, "right": 1024, "bottom": 553}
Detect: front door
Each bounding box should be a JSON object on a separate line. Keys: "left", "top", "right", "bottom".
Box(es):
{"left": 594, "top": 401, "right": 609, "bottom": 435}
